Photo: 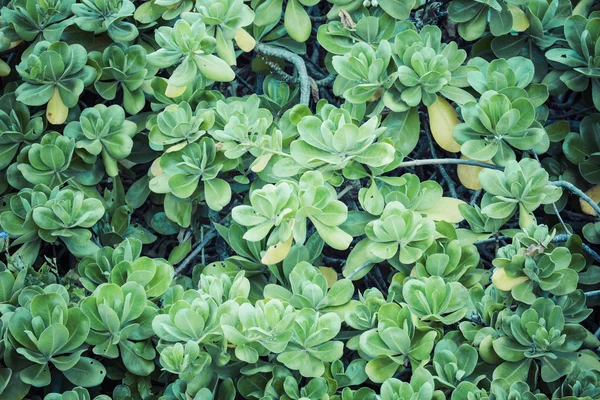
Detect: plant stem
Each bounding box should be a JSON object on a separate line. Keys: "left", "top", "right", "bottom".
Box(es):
{"left": 175, "top": 224, "right": 219, "bottom": 275}
{"left": 255, "top": 43, "right": 311, "bottom": 106}
{"left": 549, "top": 181, "right": 600, "bottom": 217}
{"left": 584, "top": 289, "right": 600, "bottom": 298}
{"left": 398, "top": 158, "right": 503, "bottom": 170}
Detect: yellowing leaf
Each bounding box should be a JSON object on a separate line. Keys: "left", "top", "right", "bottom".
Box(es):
{"left": 47, "top": 87, "right": 69, "bottom": 125}
{"left": 427, "top": 96, "right": 461, "bottom": 153}
{"left": 0, "top": 60, "right": 10, "bottom": 77}
{"left": 455, "top": 228, "right": 491, "bottom": 245}
{"left": 580, "top": 185, "right": 600, "bottom": 216}
{"left": 518, "top": 204, "right": 537, "bottom": 229}
{"left": 261, "top": 236, "right": 293, "bottom": 265}
{"left": 420, "top": 197, "right": 467, "bottom": 223}
{"left": 491, "top": 268, "right": 529, "bottom": 291}
{"left": 319, "top": 266, "right": 338, "bottom": 287}
{"left": 457, "top": 155, "right": 493, "bottom": 190}
{"left": 166, "top": 142, "right": 187, "bottom": 153}
{"left": 234, "top": 28, "right": 256, "bottom": 52}
{"left": 165, "top": 84, "right": 187, "bottom": 98}
{"left": 150, "top": 157, "right": 163, "bottom": 177}
{"left": 508, "top": 5, "right": 529, "bottom": 32}
{"left": 250, "top": 154, "right": 272, "bottom": 172}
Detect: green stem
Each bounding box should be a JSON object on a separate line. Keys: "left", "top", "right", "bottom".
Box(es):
{"left": 255, "top": 43, "right": 310, "bottom": 106}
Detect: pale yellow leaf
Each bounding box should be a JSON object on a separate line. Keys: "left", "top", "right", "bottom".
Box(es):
{"left": 46, "top": 87, "right": 68, "bottom": 125}
{"left": 261, "top": 236, "right": 293, "bottom": 265}
{"left": 420, "top": 197, "right": 467, "bottom": 223}
{"left": 427, "top": 96, "right": 461, "bottom": 153}
{"left": 492, "top": 268, "right": 529, "bottom": 291}
{"left": 318, "top": 266, "right": 338, "bottom": 288}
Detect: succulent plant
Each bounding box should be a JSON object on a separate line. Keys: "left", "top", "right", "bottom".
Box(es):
{"left": 492, "top": 235, "right": 584, "bottom": 304}
{"left": 453, "top": 91, "right": 550, "bottom": 167}
{"left": 402, "top": 276, "right": 469, "bottom": 324}
{"left": 290, "top": 104, "right": 395, "bottom": 173}
{"left": 149, "top": 137, "right": 232, "bottom": 213}
{"left": 147, "top": 101, "right": 215, "bottom": 150}
{"left": 359, "top": 303, "right": 437, "bottom": 383}
{"left": 146, "top": 14, "right": 235, "bottom": 98}
{"left": 493, "top": 297, "right": 587, "bottom": 382}
{"left": 0, "top": 92, "right": 44, "bottom": 171}
{"left": 80, "top": 282, "right": 157, "bottom": 376}
{"left": 448, "top": 0, "right": 530, "bottom": 41}
{"left": 546, "top": 15, "right": 600, "bottom": 110}
{"left": 15, "top": 41, "right": 96, "bottom": 124}
{"left": 1, "top": 0, "right": 74, "bottom": 43}
{"left": 6, "top": 289, "right": 105, "bottom": 387}
{"left": 380, "top": 368, "right": 444, "bottom": 400}
{"left": 344, "top": 202, "right": 436, "bottom": 280}
{"left": 386, "top": 25, "right": 476, "bottom": 111}
{"left": 276, "top": 308, "right": 343, "bottom": 377}
{"left": 88, "top": 44, "right": 155, "bottom": 115}
{"left": 195, "top": 0, "right": 256, "bottom": 65}
{"left": 563, "top": 113, "right": 600, "bottom": 184}
{"left": 478, "top": 159, "right": 562, "bottom": 222}
{"left": 72, "top": 0, "right": 138, "bottom": 43}
{"left": 64, "top": 104, "right": 137, "bottom": 177}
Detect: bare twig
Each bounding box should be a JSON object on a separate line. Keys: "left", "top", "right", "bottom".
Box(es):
{"left": 549, "top": 181, "right": 600, "bottom": 218}
{"left": 175, "top": 223, "right": 220, "bottom": 275}
{"left": 397, "top": 158, "right": 503, "bottom": 170}
{"left": 255, "top": 43, "right": 310, "bottom": 106}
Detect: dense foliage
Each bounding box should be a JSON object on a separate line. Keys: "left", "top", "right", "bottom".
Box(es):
{"left": 0, "top": 0, "right": 600, "bottom": 398}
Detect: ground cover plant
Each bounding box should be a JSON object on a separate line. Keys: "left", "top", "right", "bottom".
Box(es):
{"left": 0, "top": 0, "right": 600, "bottom": 398}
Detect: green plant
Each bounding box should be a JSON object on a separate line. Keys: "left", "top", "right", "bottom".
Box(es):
{"left": 493, "top": 297, "right": 588, "bottom": 382}
{"left": 546, "top": 15, "right": 600, "bottom": 110}
{"left": 72, "top": 0, "right": 138, "bottom": 43}
{"left": 344, "top": 202, "right": 436, "bottom": 279}
{"left": 146, "top": 14, "right": 235, "bottom": 97}
{"left": 6, "top": 289, "right": 105, "bottom": 387}
{"left": 1, "top": 0, "right": 600, "bottom": 398}
{"left": 478, "top": 158, "right": 562, "bottom": 223}
{"left": 89, "top": 44, "right": 155, "bottom": 115}
{"left": 64, "top": 104, "right": 137, "bottom": 177}
{"left": 15, "top": 41, "right": 96, "bottom": 124}
{"left": 453, "top": 91, "right": 549, "bottom": 167}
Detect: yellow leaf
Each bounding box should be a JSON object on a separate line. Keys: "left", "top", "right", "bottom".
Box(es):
{"left": 323, "top": 300, "right": 360, "bottom": 319}
{"left": 420, "top": 197, "right": 467, "bottom": 223}
{"left": 46, "top": 87, "right": 68, "bottom": 125}
{"left": 580, "top": 185, "right": 600, "bottom": 216}
{"left": 455, "top": 228, "right": 491, "bottom": 246}
{"left": 261, "top": 236, "right": 293, "bottom": 265}
{"left": 250, "top": 154, "right": 272, "bottom": 172}
{"left": 508, "top": 5, "right": 529, "bottom": 32}
{"left": 427, "top": 96, "right": 461, "bottom": 153}
{"left": 457, "top": 155, "right": 493, "bottom": 190}
{"left": 9, "top": 40, "right": 22, "bottom": 50}
{"left": 234, "top": 28, "right": 256, "bottom": 52}
{"left": 319, "top": 266, "right": 338, "bottom": 288}
{"left": 0, "top": 59, "right": 10, "bottom": 77}
{"left": 150, "top": 157, "right": 163, "bottom": 177}
{"left": 518, "top": 204, "right": 537, "bottom": 229}
{"left": 165, "top": 84, "right": 186, "bottom": 98}
{"left": 166, "top": 142, "right": 187, "bottom": 153}
{"left": 491, "top": 268, "right": 529, "bottom": 291}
